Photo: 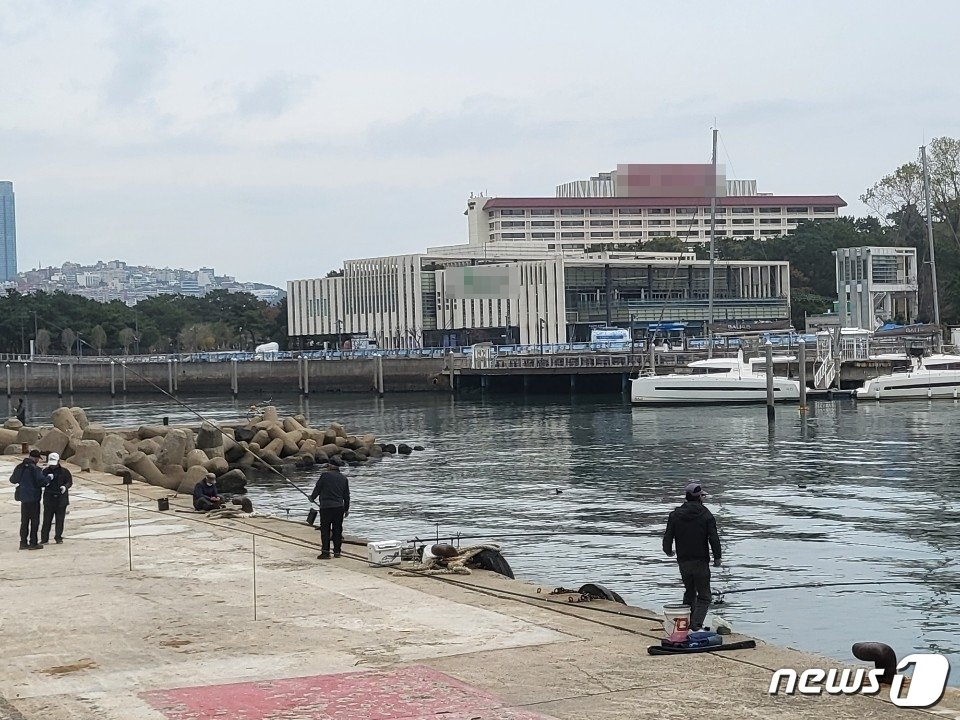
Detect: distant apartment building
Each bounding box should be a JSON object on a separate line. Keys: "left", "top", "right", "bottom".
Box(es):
{"left": 0, "top": 181, "right": 17, "bottom": 281}
{"left": 288, "top": 162, "right": 843, "bottom": 347}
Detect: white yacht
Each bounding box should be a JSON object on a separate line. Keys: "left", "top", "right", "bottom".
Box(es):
{"left": 856, "top": 353, "right": 960, "bottom": 400}
{"left": 631, "top": 352, "right": 801, "bottom": 405}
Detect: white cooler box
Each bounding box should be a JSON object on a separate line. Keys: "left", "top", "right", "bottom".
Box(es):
{"left": 367, "top": 541, "right": 402, "bottom": 567}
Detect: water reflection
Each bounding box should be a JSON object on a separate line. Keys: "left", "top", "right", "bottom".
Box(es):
{"left": 22, "top": 391, "right": 960, "bottom": 683}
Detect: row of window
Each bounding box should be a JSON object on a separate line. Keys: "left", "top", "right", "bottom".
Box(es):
{"left": 489, "top": 217, "right": 805, "bottom": 231}
{"left": 492, "top": 206, "right": 835, "bottom": 218}
{"left": 496, "top": 228, "right": 787, "bottom": 240}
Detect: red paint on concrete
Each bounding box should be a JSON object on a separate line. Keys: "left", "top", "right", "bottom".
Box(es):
{"left": 140, "top": 664, "right": 552, "bottom": 719}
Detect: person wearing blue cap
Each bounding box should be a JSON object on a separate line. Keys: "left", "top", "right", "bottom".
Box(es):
{"left": 662, "top": 482, "right": 722, "bottom": 631}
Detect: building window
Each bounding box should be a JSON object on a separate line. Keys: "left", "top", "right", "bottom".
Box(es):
{"left": 648, "top": 231, "right": 670, "bottom": 237}
{"left": 531, "top": 220, "right": 555, "bottom": 227}
{"left": 731, "top": 207, "right": 754, "bottom": 214}
{"left": 760, "top": 230, "right": 782, "bottom": 236}
{"left": 502, "top": 232, "right": 525, "bottom": 239}
{"left": 500, "top": 209, "right": 525, "bottom": 216}
{"left": 560, "top": 232, "right": 585, "bottom": 238}
{"left": 530, "top": 209, "right": 555, "bottom": 216}
{"left": 648, "top": 219, "right": 671, "bottom": 227}
{"left": 560, "top": 208, "right": 584, "bottom": 216}
{"left": 619, "top": 231, "right": 643, "bottom": 238}
{"left": 619, "top": 220, "right": 643, "bottom": 226}
{"left": 560, "top": 220, "right": 584, "bottom": 227}
{"left": 590, "top": 232, "right": 614, "bottom": 238}
{"left": 732, "top": 218, "right": 754, "bottom": 225}
{"left": 590, "top": 220, "right": 614, "bottom": 227}
{"left": 759, "top": 218, "right": 782, "bottom": 225}
{"left": 618, "top": 208, "right": 641, "bottom": 215}
{"left": 675, "top": 207, "right": 697, "bottom": 214}
{"left": 532, "top": 232, "right": 556, "bottom": 239}
{"left": 758, "top": 207, "right": 782, "bottom": 214}
{"left": 786, "top": 217, "right": 805, "bottom": 224}
{"left": 501, "top": 221, "right": 525, "bottom": 228}
{"left": 813, "top": 206, "right": 835, "bottom": 213}
{"left": 589, "top": 208, "right": 614, "bottom": 215}
{"left": 786, "top": 206, "right": 809, "bottom": 213}
{"left": 732, "top": 230, "right": 754, "bottom": 236}
{"left": 648, "top": 208, "right": 670, "bottom": 215}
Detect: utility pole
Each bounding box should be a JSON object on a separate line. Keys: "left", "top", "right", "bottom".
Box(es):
{"left": 707, "top": 127, "right": 718, "bottom": 359}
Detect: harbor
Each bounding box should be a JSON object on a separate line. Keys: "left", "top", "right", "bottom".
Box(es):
{"left": 6, "top": 391, "right": 960, "bottom": 694}
{"left": 2, "top": 455, "right": 959, "bottom": 719}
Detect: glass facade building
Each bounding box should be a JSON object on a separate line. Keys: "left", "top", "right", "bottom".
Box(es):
{"left": 0, "top": 182, "right": 17, "bottom": 281}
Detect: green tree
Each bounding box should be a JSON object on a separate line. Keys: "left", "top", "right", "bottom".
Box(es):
{"left": 61, "top": 328, "right": 76, "bottom": 355}
{"left": 118, "top": 327, "right": 136, "bottom": 354}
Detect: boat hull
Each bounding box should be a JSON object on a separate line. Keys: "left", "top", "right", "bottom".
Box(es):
{"left": 856, "top": 371, "right": 960, "bottom": 400}
{"left": 631, "top": 376, "right": 800, "bottom": 405}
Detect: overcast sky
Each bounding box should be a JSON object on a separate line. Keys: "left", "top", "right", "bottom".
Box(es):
{"left": 2, "top": 0, "right": 959, "bottom": 287}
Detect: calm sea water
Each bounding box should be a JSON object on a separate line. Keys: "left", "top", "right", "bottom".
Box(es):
{"left": 18, "top": 391, "right": 960, "bottom": 682}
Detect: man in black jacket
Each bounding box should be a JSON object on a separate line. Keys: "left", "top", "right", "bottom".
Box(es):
{"left": 310, "top": 464, "right": 350, "bottom": 559}
{"left": 40, "top": 452, "right": 72, "bottom": 545}
{"left": 10, "top": 449, "right": 50, "bottom": 550}
{"left": 662, "top": 482, "right": 722, "bottom": 631}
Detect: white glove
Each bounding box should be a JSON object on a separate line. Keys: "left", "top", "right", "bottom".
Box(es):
{"left": 59, "top": 486, "right": 66, "bottom": 494}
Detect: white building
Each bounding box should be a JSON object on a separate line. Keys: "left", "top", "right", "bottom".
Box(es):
{"left": 835, "top": 246, "right": 918, "bottom": 330}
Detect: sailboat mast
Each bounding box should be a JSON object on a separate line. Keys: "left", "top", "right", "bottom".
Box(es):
{"left": 920, "top": 145, "right": 942, "bottom": 349}
{"left": 707, "top": 128, "right": 718, "bottom": 358}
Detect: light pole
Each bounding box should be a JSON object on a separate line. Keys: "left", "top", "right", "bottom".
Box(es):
{"left": 336, "top": 319, "right": 344, "bottom": 350}
{"left": 538, "top": 318, "right": 546, "bottom": 354}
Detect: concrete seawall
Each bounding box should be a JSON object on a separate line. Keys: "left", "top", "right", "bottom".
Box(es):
{"left": 1, "top": 358, "right": 447, "bottom": 395}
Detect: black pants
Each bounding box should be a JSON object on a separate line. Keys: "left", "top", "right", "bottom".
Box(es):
{"left": 678, "top": 559, "right": 712, "bottom": 630}
{"left": 319, "top": 507, "right": 345, "bottom": 555}
{"left": 19, "top": 501, "right": 41, "bottom": 546}
{"left": 41, "top": 502, "right": 66, "bottom": 543}
{"left": 194, "top": 497, "right": 221, "bottom": 511}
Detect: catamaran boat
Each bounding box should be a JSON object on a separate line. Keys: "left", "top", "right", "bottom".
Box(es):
{"left": 856, "top": 353, "right": 960, "bottom": 400}
{"left": 630, "top": 352, "right": 801, "bottom": 405}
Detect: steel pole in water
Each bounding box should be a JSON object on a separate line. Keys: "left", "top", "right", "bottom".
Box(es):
{"left": 297, "top": 357, "right": 303, "bottom": 392}
{"left": 57, "top": 363, "right": 62, "bottom": 399}
{"left": 231, "top": 359, "right": 238, "bottom": 398}
{"left": 110, "top": 361, "right": 116, "bottom": 397}
{"left": 122, "top": 362, "right": 126, "bottom": 392}
{"left": 5, "top": 364, "right": 9, "bottom": 398}
{"left": 798, "top": 341, "right": 807, "bottom": 415}
{"left": 173, "top": 359, "right": 179, "bottom": 392}
{"left": 377, "top": 355, "right": 384, "bottom": 398}
{"left": 167, "top": 360, "right": 173, "bottom": 394}
{"left": 22, "top": 363, "right": 28, "bottom": 393}
{"left": 765, "top": 342, "right": 775, "bottom": 423}
{"left": 69, "top": 363, "right": 74, "bottom": 393}
{"left": 303, "top": 359, "right": 310, "bottom": 397}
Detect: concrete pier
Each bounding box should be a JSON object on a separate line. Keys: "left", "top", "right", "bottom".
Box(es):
{"left": 1, "top": 458, "right": 957, "bottom": 719}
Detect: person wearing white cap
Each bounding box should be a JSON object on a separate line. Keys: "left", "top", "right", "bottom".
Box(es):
{"left": 40, "top": 452, "right": 73, "bottom": 545}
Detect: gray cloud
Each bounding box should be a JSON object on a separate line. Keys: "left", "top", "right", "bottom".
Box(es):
{"left": 100, "top": 4, "right": 172, "bottom": 109}
{"left": 236, "top": 75, "right": 316, "bottom": 118}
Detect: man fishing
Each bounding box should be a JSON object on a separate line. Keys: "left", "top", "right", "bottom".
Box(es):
{"left": 662, "top": 482, "right": 722, "bottom": 632}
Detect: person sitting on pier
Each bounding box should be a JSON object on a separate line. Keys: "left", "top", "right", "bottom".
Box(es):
{"left": 662, "top": 482, "right": 722, "bottom": 632}
{"left": 193, "top": 473, "right": 225, "bottom": 512}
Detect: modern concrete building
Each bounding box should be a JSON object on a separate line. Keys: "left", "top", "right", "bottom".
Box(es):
{"left": 0, "top": 181, "right": 17, "bottom": 281}
{"left": 834, "top": 246, "right": 918, "bottom": 330}
{"left": 288, "top": 251, "right": 790, "bottom": 348}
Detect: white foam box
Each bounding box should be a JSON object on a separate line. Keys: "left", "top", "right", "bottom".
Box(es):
{"left": 367, "top": 541, "right": 402, "bottom": 566}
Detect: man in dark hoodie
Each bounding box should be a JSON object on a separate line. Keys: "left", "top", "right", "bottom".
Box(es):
{"left": 310, "top": 463, "right": 350, "bottom": 559}
{"left": 662, "top": 482, "right": 722, "bottom": 631}
{"left": 10, "top": 449, "right": 50, "bottom": 550}
{"left": 40, "top": 452, "right": 73, "bottom": 545}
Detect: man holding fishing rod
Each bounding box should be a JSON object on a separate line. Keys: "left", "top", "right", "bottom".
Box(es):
{"left": 663, "top": 482, "right": 722, "bottom": 631}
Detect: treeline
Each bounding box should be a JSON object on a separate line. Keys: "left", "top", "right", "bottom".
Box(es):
{"left": 0, "top": 290, "right": 288, "bottom": 356}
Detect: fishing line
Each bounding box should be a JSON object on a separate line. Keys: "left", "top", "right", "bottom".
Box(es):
{"left": 715, "top": 579, "right": 960, "bottom": 597}
{"left": 113, "top": 360, "right": 316, "bottom": 505}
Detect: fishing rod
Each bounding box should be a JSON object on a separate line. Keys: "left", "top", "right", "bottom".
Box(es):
{"left": 714, "top": 579, "right": 960, "bottom": 600}
{"left": 112, "top": 360, "right": 317, "bottom": 505}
